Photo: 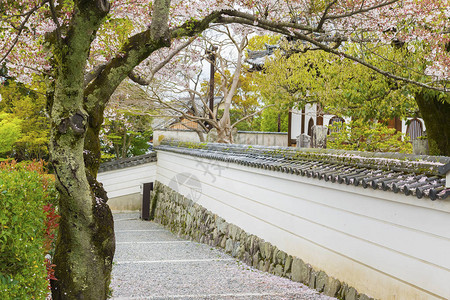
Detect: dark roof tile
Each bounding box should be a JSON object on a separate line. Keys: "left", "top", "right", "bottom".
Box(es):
{"left": 156, "top": 141, "right": 449, "bottom": 201}
{"left": 98, "top": 152, "right": 157, "bottom": 173}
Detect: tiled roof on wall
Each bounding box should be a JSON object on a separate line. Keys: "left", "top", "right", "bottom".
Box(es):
{"left": 98, "top": 152, "right": 157, "bottom": 173}
{"left": 156, "top": 141, "right": 450, "bottom": 201}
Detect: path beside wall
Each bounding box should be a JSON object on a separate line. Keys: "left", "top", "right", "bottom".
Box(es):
{"left": 150, "top": 143, "right": 450, "bottom": 300}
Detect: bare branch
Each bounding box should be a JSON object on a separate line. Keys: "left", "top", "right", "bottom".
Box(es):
{"left": 48, "top": 0, "right": 61, "bottom": 39}
{"left": 127, "top": 37, "right": 197, "bottom": 85}
{"left": 325, "top": 0, "right": 399, "bottom": 20}
{"left": 221, "top": 10, "right": 319, "bottom": 33}
{"left": 150, "top": 37, "right": 197, "bottom": 80}
{"left": 316, "top": 0, "right": 338, "bottom": 30}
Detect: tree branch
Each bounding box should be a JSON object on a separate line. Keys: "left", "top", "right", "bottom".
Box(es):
{"left": 231, "top": 104, "right": 274, "bottom": 128}
{"left": 289, "top": 30, "right": 450, "bottom": 92}
{"left": 316, "top": 0, "right": 338, "bottom": 30}
{"left": 84, "top": 63, "right": 107, "bottom": 87}
{"left": 48, "top": 0, "right": 61, "bottom": 40}
{"left": 128, "top": 36, "right": 197, "bottom": 85}
{"left": 325, "top": 0, "right": 399, "bottom": 20}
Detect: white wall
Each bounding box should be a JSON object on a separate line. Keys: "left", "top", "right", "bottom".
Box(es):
{"left": 235, "top": 132, "right": 287, "bottom": 147}
{"left": 98, "top": 162, "right": 156, "bottom": 199}
{"left": 291, "top": 108, "right": 302, "bottom": 139}
{"left": 153, "top": 130, "right": 201, "bottom": 146}
{"left": 154, "top": 129, "right": 288, "bottom": 147}
{"left": 155, "top": 150, "right": 450, "bottom": 300}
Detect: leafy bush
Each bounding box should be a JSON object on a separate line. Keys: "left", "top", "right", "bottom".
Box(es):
{"left": 328, "top": 119, "right": 412, "bottom": 153}
{"left": 0, "top": 113, "right": 22, "bottom": 155}
{"left": 0, "top": 161, "right": 58, "bottom": 299}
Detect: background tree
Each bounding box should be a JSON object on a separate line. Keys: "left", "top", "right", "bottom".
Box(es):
{"left": 100, "top": 107, "right": 153, "bottom": 160}
{"left": 253, "top": 40, "right": 419, "bottom": 121}
{"left": 328, "top": 119, "right": 412, "bottom": 153}
{"left": 253, "top": 37, "right": 449, "bottom": 154}
{"left": 99, "top": 81, "right": 154, "bottom": 160}
{"left": 150, "top": 26, "right": 272, "bottom": 143}
{"left": 0, "top": 113, "right": 22, "bottom": 156}
{"left": 0, "top": 79, "right": 50, "bottom": 160}
{"left": 1, "top": 0, "right": 449, "bottom": 298}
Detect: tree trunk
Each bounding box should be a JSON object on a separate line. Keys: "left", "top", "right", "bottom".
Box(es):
{"left": 217, "top": 100, "right": 233, "bottom": 144}
{"left": 49, "top": 2, "right": 115, "bottom": 299}
{"left": 415, "top": 90, "right": 450, "bottom": 156}
{"left": 50, "top": 90, "right": 115, "bottom": 300}
{"left": 216, "top": 125, "right": 233, "bottom": 143}
{"left": 195, "top": 129, "right": 206, "bottom": 142}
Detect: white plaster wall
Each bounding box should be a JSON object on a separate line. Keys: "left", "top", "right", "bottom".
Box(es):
{"left": 305, "top": 103, "right": 316, "bottom": 129}
{"left": 291, "top": 108, "right": 302, "bottom": 139}
{"left": 98, "top": 162, "right": 156, "bottom": 199}
{"left": 235, "top": 132, "right": 288, "bottom": 147}
{"left": 155, "top": 150, "right": 450, "bottom": 300}
{"left": 153, "top": 130, "right": 200, "bottom": 146}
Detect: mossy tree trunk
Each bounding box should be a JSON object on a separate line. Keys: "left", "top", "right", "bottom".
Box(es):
{"left": 49, "top": 1, "right": 114, "bottom": 299}
{"left": 47, "top": 1, "right": 227, "bottom": 298}
{"left": 415, "top": 90, "right": 450, "bottom": 156}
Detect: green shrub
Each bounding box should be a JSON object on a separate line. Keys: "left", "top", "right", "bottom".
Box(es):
{"left": 0, "top": 161, "right": 58, "bottom": 299}
{"left": 328, "top": 119, "right": 412, "bottom": 153}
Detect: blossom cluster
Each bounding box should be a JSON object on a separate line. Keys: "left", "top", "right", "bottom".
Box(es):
{"left": 0, "top": 0, "right": 448, "bottom": 84}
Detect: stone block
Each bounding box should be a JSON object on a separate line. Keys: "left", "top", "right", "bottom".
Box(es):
{"left": 239, "top": 232, "right": 247, "bottom": 244}
{"left": 220, "top": 236, "right": 227, "bottom": 248}
{"left": 228, "top": 224, "right": 236, "bottom": 239}
{"left": 284, "top": 255, "right": 292, "bottom": 273}
{"left": 297, "top": 133, "right": 311, "bottom": 148}
{"left": 309, "top": 270, "right": 317, "bottom": 289}
{"left": 263, "top": 260, "right": 270, "bottom": 272}
{"left": 216, "top": 217, "right": 228, "bottom": 234}
{"left": 311, "top": 125, "right": 327, "bottom": 148}
{"left": 338, "top": 283, "right": 348, "bottom": 299}
{"left": 291, "top": 258, "right": 310, "bottom": 284}
{"left": 412, "top": 139, "right": 429, "bottom": 155}
{"left": 258, "top": 260, "right": 265, "bottom": 271}
{"left": 315, "top": 271, "right": 327, "bottom": 292}
{"left": 252, "top": 251, "right": 260, "bottom": 268}
{"left": 231, "top": 241, "right": 241, "bottom": 257}
{"left": 345, "top": 287, "right": 358, "bottom": 300}
{"left": 269, "top": 263, "right": 275, "bottom": 274}
{"left": 324, "top": 276, "right": 341, "bottom": 297}
{"left": 263, "top": 242, "right": 272, "bottom": 260}
{"left": 225, "top": 238, "right": 233, "bottom": 253}
{"left": 274, "top": 264, "right": 284, "bottom": 277}
{"left": 272, "top": 247, "right": 279, "bottom": 264}
{"left": 238, "top": 244, "right": 246, "bottom": 259}
{"left": 277, "top": 250, "right": 286, "bottom": 265}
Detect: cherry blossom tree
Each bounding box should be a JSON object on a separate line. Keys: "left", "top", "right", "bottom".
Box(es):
{"left": 1, "top": 0, "right": 449, "bottom": 298}
{"left": 147, "top": 26, "right": 269, "bottom": 143}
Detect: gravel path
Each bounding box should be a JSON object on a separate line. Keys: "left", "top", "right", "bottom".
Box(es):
{"left": 111, "top": 213, "right": 336, "bottom": 300}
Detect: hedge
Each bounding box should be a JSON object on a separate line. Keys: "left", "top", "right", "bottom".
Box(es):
{"left": 0, "top": 161, "right": 58, "bottom": 299}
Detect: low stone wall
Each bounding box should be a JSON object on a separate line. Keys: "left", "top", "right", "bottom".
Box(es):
{"left": 150, "top": 181, "right": 373, "bottom": 300}
{"left": 153, "top": 129, "right": 288, "bottom": 147}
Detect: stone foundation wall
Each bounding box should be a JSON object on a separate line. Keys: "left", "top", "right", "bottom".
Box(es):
{"left": 150, "top": 181, "right": 373, "bottom": 300}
